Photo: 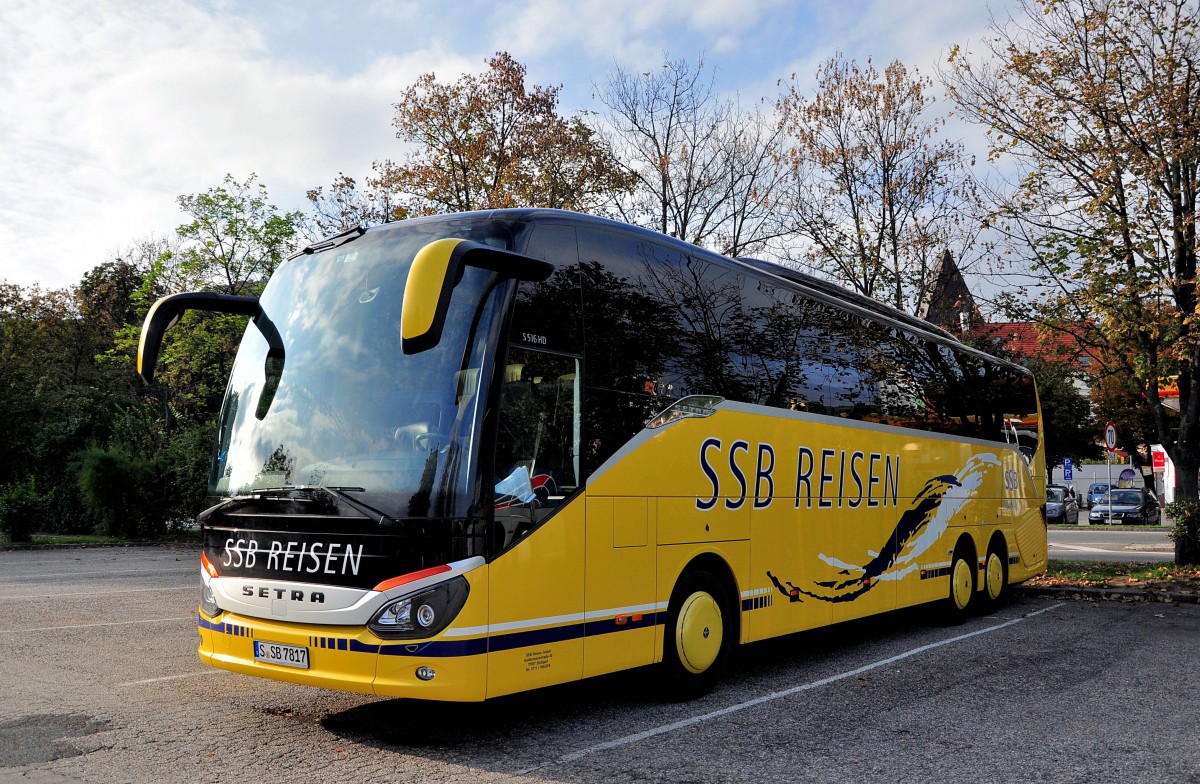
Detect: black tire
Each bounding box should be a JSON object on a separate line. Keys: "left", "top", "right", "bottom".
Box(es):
{"left": 978, "top": 544, "right": 1008, "bottom": 614}
{"left": 944, "top": 546, "right": 976, "bottom": 624}
{"left": 661, "top": 569, "right": 735, "bottom": 700}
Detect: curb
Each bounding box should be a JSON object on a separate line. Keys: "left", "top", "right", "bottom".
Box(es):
{"left": 1019, "top": 585, "right": 1200, "bottom": 604}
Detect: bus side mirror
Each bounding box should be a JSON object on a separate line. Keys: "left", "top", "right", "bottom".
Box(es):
{"left": 138, "top": 292, "right": 277, "bottom": 383}
{"left": 402, "top": 238, "right": 553, "bottom": 354}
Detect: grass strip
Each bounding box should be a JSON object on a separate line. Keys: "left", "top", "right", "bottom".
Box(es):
{"left": 1033, "top": 560, "right": 1200, "bottom": 592}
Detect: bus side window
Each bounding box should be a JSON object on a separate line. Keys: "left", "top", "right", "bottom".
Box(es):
{"left": 493, "top": 348, "right": 582, "bottom": 553}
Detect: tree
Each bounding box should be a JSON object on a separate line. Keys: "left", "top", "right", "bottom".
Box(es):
{"left": 778, "top": 54, "right": 981, "bottom": 315}
{"left": 131, "top": 175, "right": 302, "bottom": 418}
{"left": 376, "top": 52, "right": 627, "bottom": 217}
{"left": 966, "top": 332, "right": 1101, "bottom": 468}
{"left": 1025, "top": 356, "right": 1103, "bottom": 469}
{"left": 174, "top": 173, "right": 301, "bottom": 296}
{"left": 304, "top": 171, "right": 406, "bottom": 240}
{"left": 945, "top": 0, "right": 1200, "bottom": 499}
{"left": 597, "top": 54, "right": 789, "bottom": 257}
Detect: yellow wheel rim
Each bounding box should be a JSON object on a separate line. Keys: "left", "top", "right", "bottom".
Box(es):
{"left": 951, "top": 558, "right": 973, "bottom": 611}
{"left": 676, "top": 591, "right": 723, "bottom": 674}
{"left": 986, "top": 553, "right": 1005, "bottom": 601}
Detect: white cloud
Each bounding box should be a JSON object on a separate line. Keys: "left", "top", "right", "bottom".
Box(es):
{"left": 492, "top": 0, "right": 791, "bottom": 69}
{"left": 0, "top": 0, "right": 1011, "bottom": 292}
{"left": 0, "top": 0, "right": 472, "bottom": 290}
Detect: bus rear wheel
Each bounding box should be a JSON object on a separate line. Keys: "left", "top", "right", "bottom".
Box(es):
{"left": 980, "top": 547, "right": 1008, "bottom": 613}
{"left": 662, "top": 570, "right": 733, "bottom": 699}
{"left": 945, "top": 548, "right": 975, "bottom": 624}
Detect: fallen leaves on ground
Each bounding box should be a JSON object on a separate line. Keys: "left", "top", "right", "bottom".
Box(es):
{"left": 1029, "top": 563, "right": 1200, "bottom": 595}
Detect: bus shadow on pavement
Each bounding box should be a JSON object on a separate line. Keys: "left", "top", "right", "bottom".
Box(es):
{"left": 317, "top": 599, "right": 978, "bottom": 759}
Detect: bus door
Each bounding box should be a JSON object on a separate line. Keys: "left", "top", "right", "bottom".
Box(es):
{"left": 486, "top": 347, "right": 586, "bottom": 697}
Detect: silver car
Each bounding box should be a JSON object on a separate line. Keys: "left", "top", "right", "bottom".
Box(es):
{"left": 1046, "top": 485, "right": 1079, "bottom": 525}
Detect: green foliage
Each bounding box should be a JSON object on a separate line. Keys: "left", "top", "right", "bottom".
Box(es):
{"left": 77, "top": 445, "right": 166, "bottom": 538}
{"left": 0, "top": 174, "right": 303, "bottom": 541}
{"left": 1023, "top": 355, "right": 1102, "bottom": 468}
{"left": 1165, "top": 501, "right": 1200, "bottom": 566}
{"left": 0, "top": 478, "right": 47, "bottom": 543}
{"left": 174, "top": 173, "right": 301, "bottom": 296}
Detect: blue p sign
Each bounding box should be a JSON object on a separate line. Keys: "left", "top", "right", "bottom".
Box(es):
{"left": 1063, "top": 457, "right": 1073, "bottom": 481}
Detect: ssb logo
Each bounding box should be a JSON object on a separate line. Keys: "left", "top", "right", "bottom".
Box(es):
{"left": 1004, "top": 469, "right": 1020, "bottom": 491}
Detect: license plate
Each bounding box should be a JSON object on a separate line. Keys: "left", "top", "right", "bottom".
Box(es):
{"left": 253, "top": 640, "right": 309, "bottom": 669}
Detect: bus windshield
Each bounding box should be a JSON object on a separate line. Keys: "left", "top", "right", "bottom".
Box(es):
{"left": 209, "top": 220, "right": 510, "bottom": 521}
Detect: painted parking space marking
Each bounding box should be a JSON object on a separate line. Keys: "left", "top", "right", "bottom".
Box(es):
{"left": 0, "top": 587, "right": 194, "bottom": 601}
{"left": 119, "top": 671, "right": 221, "bottom": 687}
{"left": 0, "top": 568, "right": 193, "bottom": 581}
{"left": 520, "top": 603, "right": 1065, "bottom": 774}
{"left": 0, "top": 616, "right": 194, "bottom": 634}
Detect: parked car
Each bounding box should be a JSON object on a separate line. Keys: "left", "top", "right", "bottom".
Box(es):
{"left": 1088, "top": 488, "right": 1161, "bottom": 525}
{"left": 1085, "top": 482, "right": 1111, "bottom": 509}
{"left": 1046, "top": 485, "right": 1079, "bottom": 525}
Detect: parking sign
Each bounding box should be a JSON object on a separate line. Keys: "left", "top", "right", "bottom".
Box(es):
{"left": 1063, "top": 457, "right": 1073, "bottom": 481}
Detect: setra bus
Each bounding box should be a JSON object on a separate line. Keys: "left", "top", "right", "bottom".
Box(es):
{"left": 138, "top": 209, "right": 1047, "bottom": 700}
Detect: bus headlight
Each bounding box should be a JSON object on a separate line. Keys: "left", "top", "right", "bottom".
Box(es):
{"left": 201, "top": 583, "right": 221, "bottom": 617}
{"left": 368, "top": 576, "right": 470, "bottom": 639}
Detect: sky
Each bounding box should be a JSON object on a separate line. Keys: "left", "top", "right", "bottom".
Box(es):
{"left": 0, "top": 0, "right": 1017, "bottom": 292}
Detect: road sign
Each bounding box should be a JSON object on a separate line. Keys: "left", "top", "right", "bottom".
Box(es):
{"left": 1105, "top": 422, "right": 1118, "bottom": 451}
{"left": 1063, "top": 457, "right": 1073, "bottom": 481}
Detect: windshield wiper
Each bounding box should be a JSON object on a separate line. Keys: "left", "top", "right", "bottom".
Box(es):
{"left": 197, "top": 485, "right": 396, "bottom": 526}
{"left": 290, "top": 226, "right": 366, "bottom": 259}
{"left": 307, "top": 485, "right": 394, "bottom": 525}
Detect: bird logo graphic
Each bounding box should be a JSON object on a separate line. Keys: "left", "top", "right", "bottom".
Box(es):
{"left": 768, "top": 453, "right": 1002, "bottom": 603}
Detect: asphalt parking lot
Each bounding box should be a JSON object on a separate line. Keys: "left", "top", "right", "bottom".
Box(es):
{"left": 1, "top": 545, "right": 1198, "bottom": 783}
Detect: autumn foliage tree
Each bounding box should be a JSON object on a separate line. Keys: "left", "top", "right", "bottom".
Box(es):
{"left": 308, "top": 52, "right": 628, "bottom": 235}
{"left": 777, "top": 54, "right": 981, "bottom": 315}
{"left": 945, "top": 0, "right": 1200, "bottom": 500}
{"left": 386, "top": 52, "right": 629, "bottom": 214}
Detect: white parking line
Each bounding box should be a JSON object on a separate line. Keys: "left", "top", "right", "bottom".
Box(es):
{"left": 521, "top": 603, "right": 1065, "bottom": 774}
{"left": 1049, "top": 543, "right": 1120, "bottom": 554}
{"left": 0, "top": 587, "right": 194, "bottom": 601}
{"left": 0, "top": 616, "right": 194, "bottom": 634}
{"left": 0, "top": 568, "right": 193, "bottom": 581}
{"left": 119, "top": 671, "right": 219, "bottom": 687}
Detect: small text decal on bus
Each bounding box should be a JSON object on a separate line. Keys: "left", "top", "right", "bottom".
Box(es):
{"left": 695, "top": 438, "right": 901, "bottom": 511}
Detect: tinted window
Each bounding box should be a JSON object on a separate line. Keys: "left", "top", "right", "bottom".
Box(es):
{"left": 570, "top": 225, "right": 1039, "bottom": 477}
{"left": 509, "top": 224, "right": 583, "bottom": 355}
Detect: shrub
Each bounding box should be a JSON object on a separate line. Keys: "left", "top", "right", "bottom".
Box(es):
{"left": 1164, "top": 500, "right": 1200, "bottom": 566}
{"left": 77, "top": 445, "right": 166, "bottom": 538}
{"left": 0, "top": 478, "right": 47, "bottom": 543}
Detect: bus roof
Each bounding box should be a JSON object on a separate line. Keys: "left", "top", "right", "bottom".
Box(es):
{"left": 322, "top": 208, "right": 1030, "bottom": 376}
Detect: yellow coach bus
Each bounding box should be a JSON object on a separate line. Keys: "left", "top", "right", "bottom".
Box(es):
{"left": 139, "top": 209, "right": 1047, "bottom": 701}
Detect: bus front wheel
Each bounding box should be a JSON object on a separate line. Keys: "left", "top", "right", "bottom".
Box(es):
{"left": 662, "top": 570, "right": 733, "bottom": 699}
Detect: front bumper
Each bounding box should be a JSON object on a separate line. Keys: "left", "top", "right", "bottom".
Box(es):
{"left": 198, "top": 609, "right": 488, "bottom": 701}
